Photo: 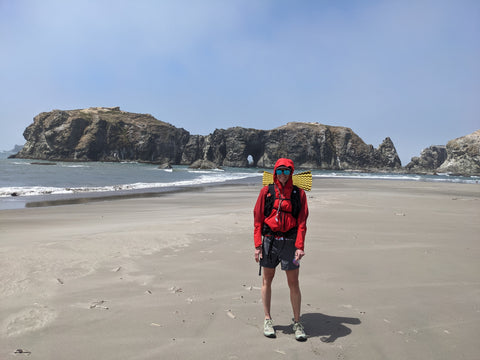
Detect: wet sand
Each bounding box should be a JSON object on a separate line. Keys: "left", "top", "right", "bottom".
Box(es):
{"left": 0, "top": 179, "right": 479, "bottom": 359}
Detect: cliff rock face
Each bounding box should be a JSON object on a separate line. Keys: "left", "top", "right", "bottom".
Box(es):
{"left": 436, "top": 130, "right": 480, "bottom": 176}
{"left": 13, "top": 107, "right": 190, "bottom": 164}
{"left": 405, "top": 130, "right": 480, "bottom": 176}
{"left": 405, "top": 145, "right": 448, "bottom": 174}
{"left": 191, "top": 122, "right": 401, "bottom": 170}
{"left": 12, "top": 108, "right": 402, "bottom": 171}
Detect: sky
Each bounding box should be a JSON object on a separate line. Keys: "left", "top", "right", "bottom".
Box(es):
{"left": 0, "top": 0, "right": 479, "bottom": 165}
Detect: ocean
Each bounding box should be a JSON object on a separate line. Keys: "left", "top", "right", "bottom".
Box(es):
{"left": 1, "top": 152, "right": 478, "bottom": 210}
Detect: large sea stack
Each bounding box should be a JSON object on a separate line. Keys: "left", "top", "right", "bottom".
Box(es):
{"left": 436, "top": 130, "right": 480, "bottom": 176}
{"left": 405, "top": 145, "right": 448, "bottom": 174}
{"left": 11, "top": 107, "right": 402, "bottom": 171}
{"left": 13, "top": 107, "right": 190, "bottom": 164}
{"left": 405, "top": 130, "right": 480, "bottom": 176}
{"left": 189, "top": 122, "right": 401, "bottom": 170}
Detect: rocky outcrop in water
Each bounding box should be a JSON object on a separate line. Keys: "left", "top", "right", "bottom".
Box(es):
{"left": 12, "top": 107, "right": 190, "bottom": 164}
{"left": 9, "top": 144, "right": 24, "bottom": 153}
{"left": 11, "top": 107, "right": 402, "bottom": 171}
{"left": 405, "top": 145, "right": 448, "bottom": 174}
{"left": 406, "top": 130, "right": 480, "bottom": 176}
{"left": 188, "top": 122, "right": 401, "bottom": 170}
{"left": 436, "top": 130, "right": 480, "bottom": 176}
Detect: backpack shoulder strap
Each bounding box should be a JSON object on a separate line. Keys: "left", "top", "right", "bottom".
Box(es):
{"left": 291, "top": 185, "right": 301, "bottom": 218}
{"left": 264, "top": 184, "right": 276, "bottom": 217}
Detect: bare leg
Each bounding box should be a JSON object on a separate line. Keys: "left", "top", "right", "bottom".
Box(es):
{"left": 262, "top": 267, "right": 276, "bottom": 319}
{"left": 286, "top": 268, "right": 301, "bottom": 322}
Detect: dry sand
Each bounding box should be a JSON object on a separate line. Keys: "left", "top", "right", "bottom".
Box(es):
{"left": 0, "top": 179, "right": 479, "bottom": 360}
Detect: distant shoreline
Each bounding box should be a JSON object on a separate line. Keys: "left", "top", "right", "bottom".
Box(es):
{"left": 0, "top": 178, "right": 258, "bottom": 210}
{"left": 1, "top": 177, "right": 478, "bottom": 211}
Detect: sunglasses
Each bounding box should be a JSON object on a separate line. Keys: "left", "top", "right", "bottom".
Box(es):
{"left": 276, "top": 169, "right": 291, "bottom": 175}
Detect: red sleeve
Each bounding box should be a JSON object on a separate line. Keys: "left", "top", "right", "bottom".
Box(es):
{"left": 295, "top": 189, "right": 309, "bottom": 250}
{"left": 253, "top": 186, "right": 269, "bottom": 248}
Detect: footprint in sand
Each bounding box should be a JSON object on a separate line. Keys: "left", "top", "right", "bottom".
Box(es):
{"left": 3, "top": 304, "right": 57, "bottom": 337}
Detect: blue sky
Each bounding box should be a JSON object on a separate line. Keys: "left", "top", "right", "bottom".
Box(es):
{"left": 1, "top": 0, "right": 479, "bottom": 165}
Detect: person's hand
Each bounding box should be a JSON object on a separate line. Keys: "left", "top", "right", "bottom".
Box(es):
{"left": 295, "top": 249, "right": 305, "bottom": 262}
{"left": 255, "top": 247, "right": 262, "bottom": 262}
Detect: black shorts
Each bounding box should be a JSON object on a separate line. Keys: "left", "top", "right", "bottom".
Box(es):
{"left": 260, "top": 236, "right": 299, "bottom": 271}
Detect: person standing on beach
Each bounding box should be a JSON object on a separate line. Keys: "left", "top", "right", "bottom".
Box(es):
{"left": 253, "top": 158, "right": 309, "bottom": 341}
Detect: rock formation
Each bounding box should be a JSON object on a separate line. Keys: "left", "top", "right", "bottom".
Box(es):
{"left": 13, "top": 107, "right": 190, "bottom": 164}
{"left": 406, "top": 130, "right": 480, "bottom": 176}
{"left": 189, "top": 159, "right": 219, "bottom": 170}
{"left": 9, "top": 144, "right": 24, "bottom": 153}
{"left": 436, "top": 130, "right": 480, "bottom": 176}
{"left": 11, "top": 107, "right": 402, "bottom": 171}
{"left": 187, "top": 122, "right": 401, "bottom": 170}
{"left": 405, "top": 145, "right": 448, "bottom": 174}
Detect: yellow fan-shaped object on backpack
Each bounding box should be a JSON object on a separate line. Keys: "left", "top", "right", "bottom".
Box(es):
{"left": 262, "top": 171, "right": 312, "bottom": 191}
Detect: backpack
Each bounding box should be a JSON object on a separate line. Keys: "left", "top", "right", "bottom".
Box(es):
{"left": 263, "top": 184, "right": 301, "bottom": 219}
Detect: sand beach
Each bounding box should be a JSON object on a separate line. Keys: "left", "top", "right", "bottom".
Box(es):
{"left": 0, "top": 179, "right": 479, "bottom": 359}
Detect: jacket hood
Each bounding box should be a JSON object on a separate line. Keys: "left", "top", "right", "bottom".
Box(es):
{"left": 273, "top": 158, "right": 295, "bottom": 188}
{"left": 274, "top": 158, "right": 295, "bottom": 173}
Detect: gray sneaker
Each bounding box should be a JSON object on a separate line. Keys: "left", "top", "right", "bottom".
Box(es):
{"left": 264, "top": 319, "right": 276, "bottom": 338}
{"left": 293, "top": 321, "right": 307, "bottom": 341}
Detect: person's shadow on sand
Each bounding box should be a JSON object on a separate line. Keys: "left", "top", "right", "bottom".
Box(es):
{"left": 276, "top": 313, "right": 361, "bottom": 342}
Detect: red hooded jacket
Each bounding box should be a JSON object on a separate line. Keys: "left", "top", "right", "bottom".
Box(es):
{"left": 253, "top": 158, "right": 309, "bottom": 250}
